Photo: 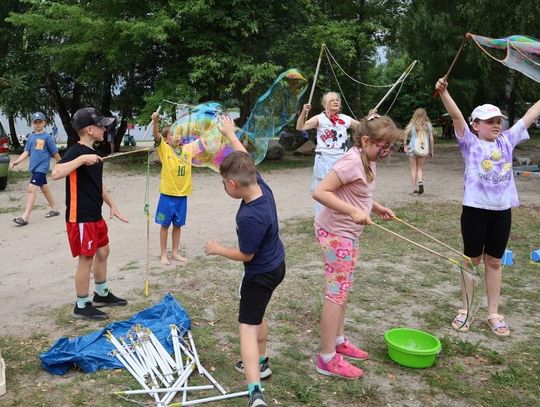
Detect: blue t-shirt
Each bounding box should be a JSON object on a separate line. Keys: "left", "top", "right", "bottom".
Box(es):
{"left": 236, "top": 173, "right": 285, "bottom": 275}
{"left": 24, "top": 132, "right": 58, "bottom": 173}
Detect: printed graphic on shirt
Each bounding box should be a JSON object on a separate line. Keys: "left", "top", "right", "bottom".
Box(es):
{"left": 35, "top": 139, "right": 45, "bottom": 150}
{"left": 478, "top": 148, "right": 511, "bottom": 184}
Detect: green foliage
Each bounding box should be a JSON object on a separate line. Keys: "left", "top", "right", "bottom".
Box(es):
{"left": 398, "top": 0, "right": 540, "bottom": 122}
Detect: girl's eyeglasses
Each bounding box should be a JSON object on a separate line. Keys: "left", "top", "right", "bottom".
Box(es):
{"left": 373, "top": 141, "right": 394, "bottom": 160}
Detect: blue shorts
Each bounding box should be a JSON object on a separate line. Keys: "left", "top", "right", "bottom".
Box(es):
{"left": 30, "top": 172, "right": 47, "bottom": 187}
{"left": 155, "top": 194, "right": 187, "bottom": 227}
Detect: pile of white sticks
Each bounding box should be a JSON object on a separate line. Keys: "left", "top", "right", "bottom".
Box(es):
{"left": 107, "top": 324, "right": 250, "bottom": 406}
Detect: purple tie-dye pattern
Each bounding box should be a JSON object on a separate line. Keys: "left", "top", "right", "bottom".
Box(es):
{"left": 456, "top": 119, "right": 529, "bottom": 210}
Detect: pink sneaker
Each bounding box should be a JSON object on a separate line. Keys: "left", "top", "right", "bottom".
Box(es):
{"left": 336, "top": 339, "right": 369, "bottom": 361}
{"left": 315, "top": 353, "right": 363, "bottom": 379}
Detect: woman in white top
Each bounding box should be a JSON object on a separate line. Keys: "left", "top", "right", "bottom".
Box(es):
{"left": 296, "top": 92, "right": 360, "bottom": 213}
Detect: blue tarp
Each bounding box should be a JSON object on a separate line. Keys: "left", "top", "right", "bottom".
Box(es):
{"left": 40, "top": 293, "right": 191, "bottom": 375}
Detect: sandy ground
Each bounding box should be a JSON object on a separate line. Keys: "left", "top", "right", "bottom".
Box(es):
{"left": 1, "top": 144, "right": 539, "bottom": 336}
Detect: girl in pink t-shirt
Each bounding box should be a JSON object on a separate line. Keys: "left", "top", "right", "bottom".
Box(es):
{"left": 312, "top": 114, "right": 401, "bottom": 379}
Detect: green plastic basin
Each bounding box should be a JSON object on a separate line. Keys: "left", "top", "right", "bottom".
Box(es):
{"left": 384, "top": 327, "right": 442, "bottom": 368}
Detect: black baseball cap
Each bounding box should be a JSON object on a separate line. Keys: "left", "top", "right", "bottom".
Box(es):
{"left": 72, "top": 107, "right": 115, "bottom": 131}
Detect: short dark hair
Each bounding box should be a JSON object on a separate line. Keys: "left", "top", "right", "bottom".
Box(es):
{"left": 219, "top": 151, "right": 256, "bottom": 186}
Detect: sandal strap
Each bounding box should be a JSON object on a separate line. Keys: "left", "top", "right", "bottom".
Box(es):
{"left": 487, "top": 313, "right": 504, "bottom": 320}
{"left": 490, "top": 322, "right": 508, "bottom": 331}
{"left": 453, "top": 310, "right": 471, "bottom": 325}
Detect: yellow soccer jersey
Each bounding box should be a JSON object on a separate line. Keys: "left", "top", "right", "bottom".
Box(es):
{"left": 157, "top": 138, "right": 203, "bottom": 196}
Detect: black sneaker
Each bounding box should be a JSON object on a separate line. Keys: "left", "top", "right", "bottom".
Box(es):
{"left": 92, "top": 290, "right": 128, "bottom": 307}
{"left": 235, "top": 357, "right": 272, "bottom": 379}
{"left": 248, "top": 386, "right": 267, "bottom": 407}
{"left": 73, "top": 302, "right": 108, "bottom": 320}
{"left": 418, "top": 182, "right": 424, "bottom": 195}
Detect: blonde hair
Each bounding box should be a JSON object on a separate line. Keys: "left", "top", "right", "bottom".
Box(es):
{"left": 321, "top": 92, "right": 340, "bottom": 110}
{"left": 352, "top": 115, "right": 400, "bottom": 183}
{"left": 220, "top": 151, "right": 257, "bottom": 187}
{"left": 408, "top": 108, "right": 431, "bottom": 136}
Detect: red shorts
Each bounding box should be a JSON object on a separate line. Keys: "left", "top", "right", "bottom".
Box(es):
{"left": 66, "top": 219, "right": 109, "bottom": 257}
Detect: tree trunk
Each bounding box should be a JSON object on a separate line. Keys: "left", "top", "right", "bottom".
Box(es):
{"left": 8, "top": 113, "right": 20, "bottom": 148}
{"left": 504, "top": 69, "right": 516, "bottom": 126}
{"left": 47, "top": 73, "right": 80, "bottom": 147}
{"left": 115, "top": 112, "right": 129, "bottom": 152}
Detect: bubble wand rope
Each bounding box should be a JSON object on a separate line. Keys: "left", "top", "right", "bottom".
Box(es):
{"left": 372, "top": 60, "right": 418, "bottom": 113}
{"left": 394, "top": 216, "right": 472, "bottom": 265}
{"left": 143, "top": 105, "right": 161, "bottom": 297}
{"left": 370, "top": 222, "right": 465, "bottom": 269}
{"left": 371, "top": 221, "right": 481, "bottom": 328}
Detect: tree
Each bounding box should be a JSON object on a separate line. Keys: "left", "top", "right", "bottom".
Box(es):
{"left": 397, "top": 0, "right": 540, "bottom": 122}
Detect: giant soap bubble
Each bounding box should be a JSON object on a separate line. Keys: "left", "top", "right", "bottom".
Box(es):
{"left": 170, "top": 68, "right": 307, "bottom": 171}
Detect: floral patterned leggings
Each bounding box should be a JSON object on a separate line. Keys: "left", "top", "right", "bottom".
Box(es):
{"left": 316, "top": 226, "right": 359, "bottom": 306}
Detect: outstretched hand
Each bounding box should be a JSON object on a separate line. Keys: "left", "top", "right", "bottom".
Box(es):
{"left": 218, "top": 114, "right": 236, "bottom": 137}
{"left": 110, "top": 205, "right": 129, "bottom": 223}
{"left": 204, "top": 240, "right": 223, "bottom": 256}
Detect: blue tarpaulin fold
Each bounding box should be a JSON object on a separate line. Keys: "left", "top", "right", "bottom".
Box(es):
{"left": 40, "top": 293, "right": 191, "bottom": 375}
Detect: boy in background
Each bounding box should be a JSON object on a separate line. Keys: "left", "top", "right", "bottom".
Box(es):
{"left": 11, "top": 112, "right": 61, "bottom": 226}
{"left": 52, "top": 107, "right": 128, "bottom": 320}
{"left": 205, "top": 115, "right": 286, "bottom": 407}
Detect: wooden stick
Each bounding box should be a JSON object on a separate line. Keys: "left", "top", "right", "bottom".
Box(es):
{"left": 432, "top": 34, "right": 469, "bottom": 99}
{"left": 307, "top": 43, "right": 325, "bottom": 106}
{"left": 102, "top": 148, "right": 150, "bottom": 161}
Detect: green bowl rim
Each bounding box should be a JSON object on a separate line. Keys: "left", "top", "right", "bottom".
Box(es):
{"left": 384, "top": 327, "right": 442, "bottom": 356}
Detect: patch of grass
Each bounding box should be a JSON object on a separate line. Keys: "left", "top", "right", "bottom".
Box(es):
{"left": 0, "top": 205, "right": 22, "bottom": 214}
{"left": 119, "top": 260, "right": 140, "bottom": 271}
{"left": 7, "top": 170, "right": 29, "bottom": 184}
{"left": 1, "top": 202, "right": 539, "bottom": 406}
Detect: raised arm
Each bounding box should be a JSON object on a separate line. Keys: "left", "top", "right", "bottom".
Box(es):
{"left": 296, "top": 104, "right": 319, "bottom": 131}
{"left": 151, "top": 112, "right": 161, "bottom": 143}
{"left": 435, "top": 77, "right": 467, "bottom": 138}
{"left": 521, "top": 99, "right": 540, "bottom": 129}
{"left": 219, "top": 114, "right": 246, "bottom": 153}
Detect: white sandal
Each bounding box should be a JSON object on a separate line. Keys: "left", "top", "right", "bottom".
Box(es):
{"left": 451, "top": 309, "right": 473, "bottom": 332}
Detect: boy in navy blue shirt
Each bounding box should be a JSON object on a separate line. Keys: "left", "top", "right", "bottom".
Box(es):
{"left": 11, "top": 112, "right": 61, "bottom": 226}
{"left": 204, "top": 115, "right": 285, "bottom": 407}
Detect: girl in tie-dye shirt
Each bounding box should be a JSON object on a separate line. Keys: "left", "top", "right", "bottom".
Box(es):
{"left": 435, "top": 77, "right": 540, "bottom": 337}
